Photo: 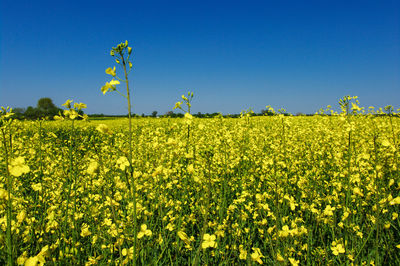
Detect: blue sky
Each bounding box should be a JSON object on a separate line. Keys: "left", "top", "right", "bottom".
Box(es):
{"left": 1, "top": 0, "right": 399, "bottom": 115}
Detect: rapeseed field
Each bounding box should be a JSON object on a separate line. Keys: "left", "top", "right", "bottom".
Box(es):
{"left": 1, "top": 106, "right": 399, "bottom": 265}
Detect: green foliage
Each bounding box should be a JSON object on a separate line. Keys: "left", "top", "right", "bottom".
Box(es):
{"left": 12, "top": 98, "right": 63, "bottom": 120}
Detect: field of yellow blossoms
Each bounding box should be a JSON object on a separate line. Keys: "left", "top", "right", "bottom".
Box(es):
{"left": 1, "top": 107, "right": 400, "bottom": 265}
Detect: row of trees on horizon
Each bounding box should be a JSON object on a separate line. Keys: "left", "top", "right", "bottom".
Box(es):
{"left": 11, "top": 97, "right": 284, "bottom": 120}
{"left": 12, "top": 98, "right": 84, "bottom": 120}
{"left": 15, "top": 97, "right": 395, "bottom": 120}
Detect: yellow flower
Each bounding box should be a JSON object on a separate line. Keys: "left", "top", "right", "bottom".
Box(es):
{"left": 250, "top": 247, "right": 264, "bottom": 264}
{"left": 24, "top": 245, "right": 49, "bottom": 266}
{"left": 62, "top": 99, "right": 73, "bottom": 109}
{"left": 184, "top": 112, "right": 193, "bottom": 119}
{"left": 239, "top": 245, "right": 247, "bottom": 260}
{"left": 17, "top": 251, "right": 28, "bottom": 265}
{"left": 101, "top": 79, "right": 120, "bottom": 94}
{"left": 73, "top": 102, "right": 87, "bottom": 110}
{"left": 392, "top": 212, "right": 398, "bottom": 220}
{"left": 187, "top": 164, "right": 194, "bottom": 174}
{"left": 166, "top": 223, "right": 174, "bottom": 231}
{"left": 87, "top": 160, "right": 99, "bottom": 175}
{"left": 81, "top": 223, "right": 91, "bottom": 237}
{"left": 178, "top": 231, "right": 192, "bottom": 248}
{"left": 17, "top": 210, "right": 26, "bottom": 223}
{"left": 53, "top": 114, "right": 64, "bottom": 120}
{"left": 279, "top": 225, "right": 290, "bottom": 237}
{"left": 381, "top": 139, "right": 391, "bottom": 147}
{"left": 158, "top": 234, "right": 164, "bottom": 245}
{"left": 31, "top": 183, "right": 42, "bottom": 192}
{"left": 103, "top": 218, "right": 112, "bottom": 226}
{"left": 24, "top": 256, "right": 40, "bottom": 266}
{"left": 323, "top": 205, "right": 336, "bottom": 216}
{"left": 9, "top": 157, "right": 30, "bottom": 177}
{"left": 353, "top": 187, "right": 364, "bottom": 197}
{"left": 137, "top": 224, "right": 152, "bottom": 239}
{"left": 342, "top": 211, "right": 350, "bottom": 221}
{"left": 289, "top": 257, "right": 299, "bottom": 266}
{"left": 331, "top": 241, "right": 345, "bottom": 255}
{"left": 96, "top": 124, "right": 112, "bottom": 135}
{"left": 202, "top": 234, "right": 217, "bottom": 249}
{"left": 173, "top": 102, "right": 182, "bottom": 110}
{"left": 389, "top": 197, "right": 400, "bottom": 205}
{"left": 63, "top": 109, "right": 78, "bottom": 120}
{"left": 276, "top": 253, "right": 285, "bottom": 262}
{"left": 105, "top": 66, "right": 116, "bottom": 77}
{"left": 116, "top": 156, "right": 130, "bottom": 171}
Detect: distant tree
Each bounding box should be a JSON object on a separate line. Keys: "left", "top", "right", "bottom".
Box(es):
{"left": 151, "top": 111, "right": 158, "bottom": 117}
{"left": 24, "top": 106, "right": 40, "bottom": 119}
{"left": 13, "top": 107, "right": 25, "bottom": 113}
{"left": 13, "top": 107, "right": 25, "bottom": 119}
{"left": 37, "top": 98, "right": 56, "bottom": 110}
{"left": 89, "top": 113, "right": 105, "bottom": 117}
{"left": 36, "top": 97, "right": 61, "bottom": 118}
{"left": 164, "top": 111, "right": 185, "bottom": 118}
{"left": 17, "top": 98, "right": 62, "bottom": 120}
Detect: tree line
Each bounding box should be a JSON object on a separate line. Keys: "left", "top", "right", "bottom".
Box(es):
{"left": 12, "top": 98, "right": 83, "bottom": 120}
{"left": 12, "top": 98, "right": 291, "bottom": 120}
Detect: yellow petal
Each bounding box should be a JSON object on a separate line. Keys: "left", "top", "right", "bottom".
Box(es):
{"left": 141, "top": 224, "right": 147, "bottom": 231}
{"left": 109, "top": 79, "right": 120, "bottom": 86}
{"left": 105, "top": 66, "right": 116, "bottom": 77}
{"left": 101, "top": 83, "right": 110, "bottom": 94}
{"left": 62, "top": 99, "right": 72, "bottom": 108}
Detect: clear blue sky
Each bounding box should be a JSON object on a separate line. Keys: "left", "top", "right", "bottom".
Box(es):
{"left": 1, "top": 0, "right": 399, "bottom": 115}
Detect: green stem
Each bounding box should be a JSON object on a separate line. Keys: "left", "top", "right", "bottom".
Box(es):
{"left": 373, "top": 134, "right": 380, "bottom": 265}
{"left": 193, "top": 156, "right": 212, "bottom": 266}
{"left": 63, "top": 119, "right": 75, "bottom": 261}
{"left": 2, "top": 128, "right": 13, "bottom": 266}
{"left": 122, "top": 55, "right": 137, "bottom": 266}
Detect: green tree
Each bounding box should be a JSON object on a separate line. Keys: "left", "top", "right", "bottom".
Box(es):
{"left": 37, "top": 97, "right": 57, "bottom": 110}
{"left": 24, "top": 106, "right": 40, "bottom": 119}
{"left": 36, "top": 97, "right": 61, "bottom": 118}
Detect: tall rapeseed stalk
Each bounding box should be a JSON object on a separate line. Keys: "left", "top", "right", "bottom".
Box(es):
{"left": 101, "top": 40, "right": 137, "bottom": 265}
